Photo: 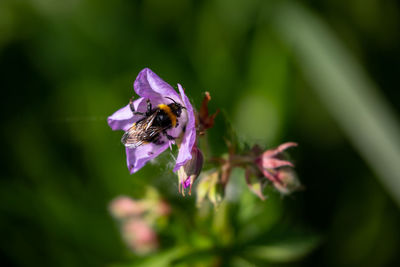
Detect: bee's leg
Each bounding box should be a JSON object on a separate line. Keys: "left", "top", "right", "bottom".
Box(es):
{"left": 129, "top": 97, "right": 145, "bottom": 116}
{"left": 163, "top": 129, "right": 176, "bottom": 140}
{"left": 166, "top": 134, "right": 176, "bottom": 140}
{"left": 129, "top": 97, "right": 135, "bottom": 112}
{"left": 175, "top": 122, "right": 179, "bottom": 128}
{"left": 145, "top": 99, "right": 153, "bottom": 115}
{"left": 152, "top": 134, "right": 165, "bottom": 145}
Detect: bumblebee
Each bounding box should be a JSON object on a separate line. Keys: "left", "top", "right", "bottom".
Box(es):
{"left": 121, "top": 97, "right": 185, "bottom": 148}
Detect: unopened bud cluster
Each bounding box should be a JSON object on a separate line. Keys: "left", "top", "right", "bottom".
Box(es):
{"left": 109, "top": 188, "right": 170, "bottom": 254}
{"left": 177, "top": 92, "right": 301, "bottom": 206}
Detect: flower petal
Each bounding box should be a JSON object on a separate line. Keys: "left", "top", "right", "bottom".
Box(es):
{"left": 126, "top": 142, "right": 170, "bottom": 173}
{"left": 173, "top": 84, "right": 196, "bottom": 171}
{"left": 259, "top": 168, "right": 281, "bottom": 184}
{"left": 262, "top": 142, "right": 298, "bottom": 158}
{"left": 134, "top": 68, "right": 181, "bottom": 103}
{"left": 261, "top": 158, "right": 294, "bottom": 169}
{"left": 108, "top": 98, "right": 147, "bottom": 131}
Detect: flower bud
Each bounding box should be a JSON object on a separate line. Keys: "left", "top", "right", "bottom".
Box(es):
{"left": 254, "top": 142, "right": 301, "bottom": 194}
{"left": 155, "top": 200, "right": 171, "bottom": 216}
{"left": 198, "top": 92, "right": 219, "bottom": 134}
{"left": 245, "top": 166, "right": 266, "bottom": 200}
{"left": 273, "top": 168, "right": 301, "bottom": 194}
{"left": 196, "top": 170, "right": 224, "bottom": 208}
{"left": 122, "top": 219, "right": 158, "bottom": 254}
{"left": 109, "top": 196, "right": 146, "bottom": 219}
{"left": 177, "top": 145, "right": 204, "bottom": 196}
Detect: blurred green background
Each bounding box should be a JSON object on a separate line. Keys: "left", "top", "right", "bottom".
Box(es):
{"left": 1, "top": 0, "right": 400, "bottom": 266}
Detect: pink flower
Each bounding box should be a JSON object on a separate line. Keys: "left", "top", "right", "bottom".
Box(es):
{"left": 122, "top": 219, "right": 158, "bottom": 254}
{"left": 255, "top": 142, "right": 300, "bottom": 194}
{"left": 109, "top": 196, "right": 146, "bottom": 219}
{"left": 108, "top": 68, "right": 196, "bottom": 174}
{"left": 155, "top": 200, "right": 171, "bottom": 216}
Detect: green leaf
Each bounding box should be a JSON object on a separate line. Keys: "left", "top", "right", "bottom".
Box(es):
{"left": 112, "top": 247, "right": 188, "bottom": 267}
{"left": 245, "top": 235, "right": 321, "bottom": 262}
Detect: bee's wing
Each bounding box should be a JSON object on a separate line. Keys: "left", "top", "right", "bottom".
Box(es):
{"left": 121, "top": 124, "right": 142, "bottom": 148}
{"left": 121, "top": 112, "right": 158, "bottom": 148}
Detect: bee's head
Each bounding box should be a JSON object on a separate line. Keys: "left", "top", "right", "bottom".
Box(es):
{"left": 165, "top": 97, "right": 186, "bottom": 117}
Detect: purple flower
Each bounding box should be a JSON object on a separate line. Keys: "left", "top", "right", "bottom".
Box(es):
{"left": 108, "top": 68, "right": 196, "bottom": 174}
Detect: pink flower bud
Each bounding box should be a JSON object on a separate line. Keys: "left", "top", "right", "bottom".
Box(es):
{"left": 255, "top": 142, "right": 300, "bottom": 194}
{"left": 156, "top": 200, "right": 171, "bottom": 216}
{"left": 109, "top": 196, "right": 146, "bottom": 219}
{"left": 122, "top": 219, "right": 158, "bottom": 254}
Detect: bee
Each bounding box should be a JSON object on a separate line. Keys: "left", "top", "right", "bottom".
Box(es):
{"left": 121, "top": 97, "right": 185, "bottom": 148}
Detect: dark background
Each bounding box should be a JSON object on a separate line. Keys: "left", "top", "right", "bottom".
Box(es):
{"left": 1, "top": 0, "right": 400, "bottom": 266}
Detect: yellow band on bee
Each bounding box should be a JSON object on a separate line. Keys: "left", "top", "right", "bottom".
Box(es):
{"left": 158, "top": 104, "right": 177, "bottom": 127}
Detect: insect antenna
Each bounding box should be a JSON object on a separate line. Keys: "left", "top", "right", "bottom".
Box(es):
{"left": 165, "top": 96, "right": 186, "bottom": 109}
{"left": 165, "top": 97, "right": 177, "bottom": 103}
